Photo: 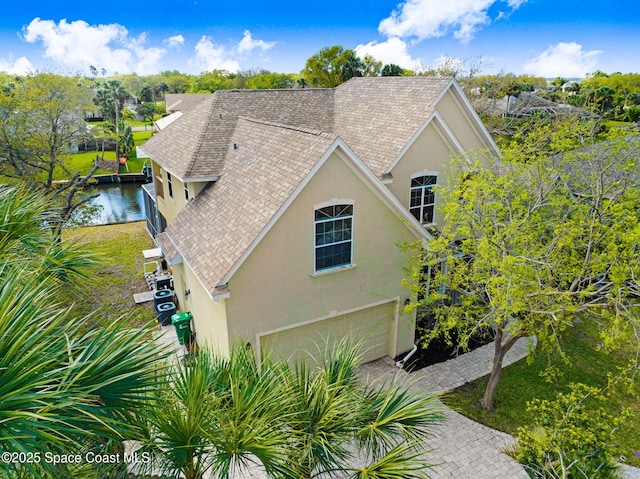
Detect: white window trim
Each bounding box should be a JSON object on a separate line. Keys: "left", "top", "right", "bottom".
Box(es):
{"left": 313, "top": 201, "right": 355, "bottom": 274}
{"left": 409, "top": 172, "right": 438, "bottom": 225}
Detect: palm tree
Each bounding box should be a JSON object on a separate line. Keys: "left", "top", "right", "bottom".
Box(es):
{"left": 280, "top": 341, "right": 442, "bottom": 478}
{"left": 136, "top": 340, "right": 442, "bottom": 479}
{"left": 0, "top": 185, "right": 168, "bottom": 478}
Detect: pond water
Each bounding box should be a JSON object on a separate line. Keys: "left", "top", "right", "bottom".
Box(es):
{"left": 84, "top": 182, "right": 145, "bottom": 225}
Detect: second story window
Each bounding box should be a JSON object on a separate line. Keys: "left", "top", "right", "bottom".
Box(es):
{"left": 167, "top": 172, "right": 174, "bottom": 199}
{"left": 184, "top": 182, "right": 189, "bottom": 202}
{"left": 314, "top": 204, "right": 353, "bottom": 271}
{"left": 410, "top": 175, "right": 437, "bottom": 224}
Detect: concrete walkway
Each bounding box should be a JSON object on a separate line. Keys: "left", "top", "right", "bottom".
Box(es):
{"left": 359, "top": 337, "right": 640, "bottom": 479}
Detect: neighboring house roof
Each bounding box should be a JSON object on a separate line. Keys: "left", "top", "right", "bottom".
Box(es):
{"left": 556, "top": 134, "right": 640, "bottom": 191}
{"left": 142, "top": 77, "right": 462, "bottom": 181}
{"left": 505, "top": 92, "right": 597, "bottom": 119}
{"left": 165, "top": 93, "right": 211, "bottom": 113}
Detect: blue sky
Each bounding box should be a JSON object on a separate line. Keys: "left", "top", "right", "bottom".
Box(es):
{"left": 1, "top": 0, "right": 639, "bottom": 78}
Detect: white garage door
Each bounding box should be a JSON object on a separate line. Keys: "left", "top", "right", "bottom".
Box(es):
{"left": 260, "top": 301, "right": 396, "bottom": 364}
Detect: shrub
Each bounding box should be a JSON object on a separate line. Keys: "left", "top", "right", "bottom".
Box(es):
{"left": 511, "top": 383, "right": 630, "bottom": 479}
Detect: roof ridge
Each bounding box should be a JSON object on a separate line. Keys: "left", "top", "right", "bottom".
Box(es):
{"left": 239, "top": 116, "right": 336, "bottom": 139}
{"left": 186, "top": 94, "right": 221, "bottom": 177}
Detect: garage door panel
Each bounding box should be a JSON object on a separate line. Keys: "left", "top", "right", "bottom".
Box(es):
{"left": 260, "top": 302, "right": 396, "bottom": 364}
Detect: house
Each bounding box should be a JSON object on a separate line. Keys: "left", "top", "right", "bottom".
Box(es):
{"left": 164, "top": 93, "right": 211, "bottom": 114}
{"left": 140, "top": 77, "right": 498, "bottom": 363}
{"left": 502, "top": 92, "right": 597, "bottom": 119}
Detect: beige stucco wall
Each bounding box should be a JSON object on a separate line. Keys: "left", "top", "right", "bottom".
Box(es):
{"left": 170, "top": 261, "right": 230, "bottom": 356}
{"left": 223, "top": 150, "right": 419, "bottom": 357}
{"left": 435, "top": 89, "right": 493, "bottom": 151}
{"left": 191, "top": 181, "right": 209, "bottom": 198}
{"left": 153, "top": 158, "right": 211, "bottom": 227}
{"left": 159, "top": 169, "right": 186, "bottom": 224}
{"left": 384, "top": 90, "right": 495, "bottom": 228}
{"left": 386, "top": 122, "right": 456, "bottom": 227}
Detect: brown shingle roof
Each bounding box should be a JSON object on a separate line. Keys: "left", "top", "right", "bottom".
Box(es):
{"left": 334, "top": 76, "right": 451, "bottom": 176}
{"left": 165, "top": 93, "right": 211, "bottom": 113}
{"left": 143, "top": 88, "right": 335, "bottom": 180}
{"left": 158, "top": 118, "right": 337, "bottom": 296}
{"left": 143, "top": 77, "right": 453, "bottom": 180}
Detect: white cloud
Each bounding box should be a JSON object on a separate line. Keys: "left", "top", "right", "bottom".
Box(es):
{"left": 379, "top": 0, "right": 526, "bottom": 43}
{"left": 523, "top": 42, "right": 602, "bottom": 78}
{"left": 21, "top": 18, "right": 167, "bottom": 75}
{"left": 0, "top": 56, "right": 35, "bottom": 75}
{"left": 192, "top": 36, "right": 240, "bottom": 72}
{"left": 191, "top": 30, "right": 275, "bottom": 73}
{"left": 237, "top": 30, "right": 275, "bottom": 54}
{"left": 355, "top": 37, "right": 420, "bottom": 70}
{"left": 164, "top": 35, "right": 185, "bottom": 48}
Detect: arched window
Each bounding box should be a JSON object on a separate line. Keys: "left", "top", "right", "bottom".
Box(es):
{"left": 314, "top": 204, "right": 353, "bottom": 271}
{"left": 410, "top": 175, "right": 437, "bottom": 224}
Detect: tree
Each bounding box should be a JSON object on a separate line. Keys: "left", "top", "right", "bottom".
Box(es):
{"left": 302, "top": 45, "right": 358, "bottom": 88}
{"left": 403, "top": 118, "right": 639, "bottom": 411}
{"left": 136, "top": 341, "right": 442, "bottom": 479}
{"left": 190, "top": 70, "right": 235, "bottom": 92}
{"left": 245, "top": 71, "right": 295, "bottom": 89}
{"left": 341, "top": 50, "right": 364, "bottom": 82}
{"left": 381, "top": 64, "right": 404, "bottom": 76}
{"left": 92, "top": 78, "right": 130, "bottom": 127}
{"left": 0, "top": 185, "right": 168, "bottom": 478}
{"left": 137, "top": 101, "right": 156, "bottom": 123}
{"left": 139, "top": 84, "right": 156, "bottom": 102}
{"left": 161, "top": 70, "right": 192, "bottom": 93}
{"left": 512, "top": 384, "right": 630, "bottom": 478}
{"left": 92, "top": 78, "right": 132, "bottom": 158}
{"left": 361, "top": 54, "right": 383, "bottom": 77}
{"left": 0, "top": 72, "right": 99, "bottom": 239}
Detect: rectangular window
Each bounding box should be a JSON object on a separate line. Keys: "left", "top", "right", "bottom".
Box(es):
{"left": 167, "top": 172, "right": 173, "bottom": 199}
{"left": 314, "top": 204, "right": 353, "bottom": 271}
{"left": 410, "top": 175, "right": 437, "bottom": 224}
{"left": 184, "top": 182, "right": 189, "bottom": 202}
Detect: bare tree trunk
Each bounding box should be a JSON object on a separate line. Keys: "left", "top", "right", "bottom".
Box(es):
{"left": 480, "top": 327, "right": 520, "bottom": 411}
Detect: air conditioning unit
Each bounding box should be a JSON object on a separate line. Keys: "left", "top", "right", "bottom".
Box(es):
{"left": 156, "top": 302, "right": 177, "bottom": 326}
{"left": 153, "top": 289, "right": 173, "bottom": 309}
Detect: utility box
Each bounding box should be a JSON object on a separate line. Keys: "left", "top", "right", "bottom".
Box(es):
{"left": 171, "top": 312, "right": 193, "bottom": 345}
{"left": 155, "top": 274, "right": 173, "bottom": 290}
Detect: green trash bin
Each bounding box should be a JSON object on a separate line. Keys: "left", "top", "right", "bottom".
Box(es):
{"left": 171, "top": 312, "right": 193, "bottom": 345}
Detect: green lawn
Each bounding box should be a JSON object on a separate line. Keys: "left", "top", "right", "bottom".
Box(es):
{"left": 58, "top": 129, "right": 154, "bottom": 180}
{"left": 62, "top": 221, "right": 157, "bottom": 328}
{"left": 443, "top": 321, "right": 640, "bottom": 466}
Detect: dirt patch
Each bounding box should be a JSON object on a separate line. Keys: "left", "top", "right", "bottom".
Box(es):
{"left": 94, "top": 159, "right": 118, "bottom": 172}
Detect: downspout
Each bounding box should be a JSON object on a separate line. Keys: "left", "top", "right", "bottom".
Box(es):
{"left": 395, "top": 344, "right": 418, "bottom": 369}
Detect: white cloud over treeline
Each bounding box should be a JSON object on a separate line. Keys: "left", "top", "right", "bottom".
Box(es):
{"left": 358, "top": 0, "right": 527, "bottom": 71}
{"left": 523, "top": 42, "right": 602, "bottom": 78}
{"left": 15, "top": 18, "right": 275, "bottom": 75}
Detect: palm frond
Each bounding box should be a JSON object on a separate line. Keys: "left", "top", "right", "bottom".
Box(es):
{"left": 347, "top": 441, "right": 434, "bottom": 479}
